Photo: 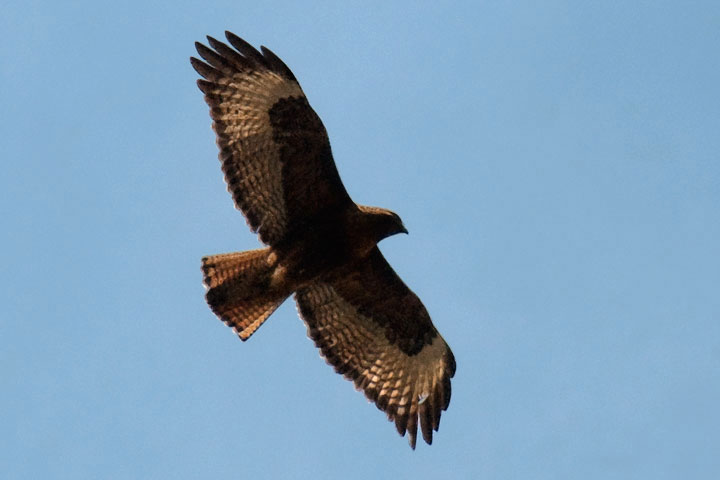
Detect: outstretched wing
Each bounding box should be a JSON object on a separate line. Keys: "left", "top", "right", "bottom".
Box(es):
{"left": 191, "top": 32, "right": 352, "bottom": 245}
{"left": 295, "top": 248, "right": 456, "bottom": 448}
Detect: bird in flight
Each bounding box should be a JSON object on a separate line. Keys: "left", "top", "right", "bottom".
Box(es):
{"left": 191, "top": 31, "right": 455, "bottom": 448}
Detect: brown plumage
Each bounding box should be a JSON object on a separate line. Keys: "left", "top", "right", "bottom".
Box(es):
{"left": 191, "top": 31, "right": 455, "bottom": 448}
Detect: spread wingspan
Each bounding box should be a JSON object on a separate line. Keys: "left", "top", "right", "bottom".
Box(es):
{"left": 191, "top": 32, "right": 352, "bottom": 245}
{"left": 295, "top": 248, "right": 456, "bottom": 448}
{"left": 193, "top": 33, "right": 455, "bottom": 448}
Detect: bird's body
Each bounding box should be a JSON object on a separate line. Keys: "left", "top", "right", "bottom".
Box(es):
{"left": 192, "top": 32, "right": 455, "bottom": 448}
{"left": 270, "top": 205, "right": 402, "bottom": 284}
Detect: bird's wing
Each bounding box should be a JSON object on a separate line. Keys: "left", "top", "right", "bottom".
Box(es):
{"left": 294, "top": 248, "right": 455, "bottom": 448}
{"left": 191, "top": 32, "right": 352, "bottom": 246}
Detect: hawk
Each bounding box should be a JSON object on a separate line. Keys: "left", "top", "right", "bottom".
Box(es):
{"left": 191, "top": 31, "right": 456, "bottom": 448}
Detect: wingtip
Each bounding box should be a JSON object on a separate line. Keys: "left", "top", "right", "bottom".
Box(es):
{"left": 422, "top": 429, "right": 434, "bottom": 445}
{"left": 206, "top": 35, "right": 222, "bottom": 50}
{"left": 224, "top": 30, "right": 246, "bottom": 48}
{"left": 224, "top": 30, "right": 240, "bottom": 42}
{"left": 190, "top": 57, "right": 213, "bottom": 80}
{"left": 189, "top": 56, "right": 203, "bottom": 73}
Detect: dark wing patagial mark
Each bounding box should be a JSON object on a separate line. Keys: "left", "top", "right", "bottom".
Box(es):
{"left": 268, "top": 97, "right": 351, "bottom": 225}
{"left": 191, "top": 32, "right": 352, "bottom": 245}
{"left": 294, "top": 248, "right": 456, "bottom": 448}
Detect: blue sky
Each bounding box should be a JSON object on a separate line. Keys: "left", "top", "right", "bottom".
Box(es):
{"left": 2, "top": 1, "right": 719, "bottom": 478}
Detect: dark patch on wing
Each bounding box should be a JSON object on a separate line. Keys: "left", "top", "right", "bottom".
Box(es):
{"left": 268, "top": 97, "right": 352, "bottom": 227}
{"left": 191, "top": 32, "right": 352, "bottom": 245}
{"left": 330, "top": 248, "right": 438, "bottom": 355}
{"left": 295, "top": 250, "right": 456, "bottom": 447}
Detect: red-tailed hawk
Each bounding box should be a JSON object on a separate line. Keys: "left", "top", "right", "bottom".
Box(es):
{"left": 191, "top": 31, "right": 455, "bottom": 448}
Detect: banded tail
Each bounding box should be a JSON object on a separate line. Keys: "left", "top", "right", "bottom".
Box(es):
{"left": 201, "top": 248, "right": 290, "bottom": 340}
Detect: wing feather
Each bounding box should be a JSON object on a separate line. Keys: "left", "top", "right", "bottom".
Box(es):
{"left": 191, "top": 32, "right": 351, "bottom": 245}
{"left": 295, "top": 248, "right": 455, "bottom": 448}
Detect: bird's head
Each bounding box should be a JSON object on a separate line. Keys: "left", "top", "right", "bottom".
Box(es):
{"left": 359, "top": 205, "right": 408, "bottom": 242}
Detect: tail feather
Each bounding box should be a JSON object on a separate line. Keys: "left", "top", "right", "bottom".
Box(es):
{"left": 201, "top": 248, "right": 288, "bottom": 341}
